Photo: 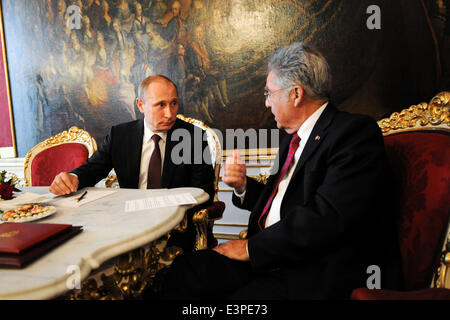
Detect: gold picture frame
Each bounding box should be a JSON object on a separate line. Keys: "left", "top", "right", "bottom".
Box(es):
{"left": 0, "top": 2, "right": 16, "bottom": 159}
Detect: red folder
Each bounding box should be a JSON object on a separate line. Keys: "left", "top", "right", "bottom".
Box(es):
{"left": 0, "top": 222, "right": 82, "bottom": 268}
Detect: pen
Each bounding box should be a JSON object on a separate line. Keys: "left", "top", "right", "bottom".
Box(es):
{"left": 77, "top": 191, "right": 88, "bottom": 202}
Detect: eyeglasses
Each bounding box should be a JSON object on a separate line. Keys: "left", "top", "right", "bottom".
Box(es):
{"left": 264, "top": 87, "right": 291, "bottom": 102}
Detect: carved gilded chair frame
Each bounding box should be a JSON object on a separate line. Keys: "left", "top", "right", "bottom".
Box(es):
{"left": 377, "top": 91, "right": 449, "bottom": 291}
{"left": 23, "top": 126, "right": 98, "bottom": 187}
{"left": 377, "top": 91, "right": 449, "bottom": 289}
{"left": 377, "top": 91, "right": 449, "bottom": 136}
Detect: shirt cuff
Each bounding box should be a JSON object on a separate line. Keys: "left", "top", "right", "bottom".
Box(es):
{"left": 233, "top": 188, "right": 246, "bottom": 204}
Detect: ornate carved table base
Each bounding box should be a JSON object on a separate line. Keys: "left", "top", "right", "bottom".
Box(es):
{"left": 63, "top": 217, "right": 190, "bottom": 300}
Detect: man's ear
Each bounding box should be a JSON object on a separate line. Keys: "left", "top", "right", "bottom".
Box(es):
{"left": 136, "top": 98, "right": 145, "bottom": 113}
{"left": 293, "top": 86, "right": 304, "bottom": 107}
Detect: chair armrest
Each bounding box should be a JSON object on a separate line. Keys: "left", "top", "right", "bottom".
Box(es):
{"left": 193, "top": 201, "right": 225, "bottom": 250}
{"left": 205, "top": 201, "right": 225, "bottom": 221}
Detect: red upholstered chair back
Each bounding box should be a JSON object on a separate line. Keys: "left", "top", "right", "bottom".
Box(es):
{"left": 377, "top": 91, "right": 450, "bottom": 290}
{"left": 24, "top": 127, "right": 97, "bottom": 186}
{"left": 30, "top": 143, "right": 89, "bottom": 186}
{"left": 350, "top": 92, "right": 450, "bottom": 300}
{"left": 383, "top": 131, "right": 450, "bottom": 290}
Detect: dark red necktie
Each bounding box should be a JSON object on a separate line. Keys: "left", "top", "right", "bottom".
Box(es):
{"left": 147, "top": 134, "right": 162, "bottom": 189}
{"left": 258, "top": 133, "right": 301, "bottom": 229}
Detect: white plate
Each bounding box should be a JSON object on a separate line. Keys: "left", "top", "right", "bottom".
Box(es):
{"left": 0, "top": 206, "right": 57, "bottom": 223}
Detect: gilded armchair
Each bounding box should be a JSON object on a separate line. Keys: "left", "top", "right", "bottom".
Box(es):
{"left": 351, "top": 91, "right": 450, "bottom": 299}
{"left": 23, "top": 126, "right": 97, "bottom": 186}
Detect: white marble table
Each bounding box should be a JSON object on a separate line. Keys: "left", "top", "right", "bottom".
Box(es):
{"left": 0, "top": 187, "right": 209, "bottom": 300}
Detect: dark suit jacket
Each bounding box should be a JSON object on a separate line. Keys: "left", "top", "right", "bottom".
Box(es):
{"left": 72, "top": 118, "right": 215, "bottom": 250}
{"left": 233, "top": 104, "right": 401, "bottom": 299}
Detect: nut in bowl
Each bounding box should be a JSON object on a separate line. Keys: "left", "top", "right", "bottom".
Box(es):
{"left": 0, "top": 204, "right": 56, "bottom": 223}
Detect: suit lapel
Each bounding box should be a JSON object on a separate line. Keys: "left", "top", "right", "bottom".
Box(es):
{"left": 161, "top": 119, "right": 182, "bottom": 188}
{"left": 266, "top": 133, "right": 291, "bottom": 187}
{"left": 250, "top": 104, "right": 338, "bottom": 229}
{"left": 290, "top": 104, "right": 337, "bottom": 180}
{"left": 248, "top": 132, "right": 291, "bottom": 232}
{"left": 128, "top": 119, "right": 144, "bottom": 188}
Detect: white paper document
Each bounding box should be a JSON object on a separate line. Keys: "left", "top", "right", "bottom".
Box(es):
{"left": 125, "top": 193, "right": 198, "bottom": 212}
{"left": 51, "top": 189, "right": 118, "bottom": 208}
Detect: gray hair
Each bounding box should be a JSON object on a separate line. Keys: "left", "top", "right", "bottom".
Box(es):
{"left": 267, "top": 42, "right": 332, "bottom": 100}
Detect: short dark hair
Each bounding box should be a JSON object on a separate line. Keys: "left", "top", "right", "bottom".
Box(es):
{"left": 137, "top": 75, "right": 179, "bottom": 100}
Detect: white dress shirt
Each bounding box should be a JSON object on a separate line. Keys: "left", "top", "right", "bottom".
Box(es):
{"left": 235, "top": 102, "right": 328, "bottom": 228}
{"left": 138, "top": 119, "right": 167, "bottom": 189}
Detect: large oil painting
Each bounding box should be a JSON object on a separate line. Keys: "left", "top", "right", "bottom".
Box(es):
{"left": 1, "top": 0, "right": 443, "bottom": 156}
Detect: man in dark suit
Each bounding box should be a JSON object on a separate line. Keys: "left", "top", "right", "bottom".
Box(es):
{"left": 159, "top": 42, "right": 400, "bottom": 299}
{"left": 49, "top": 75, "right": 215, "bottom": 251}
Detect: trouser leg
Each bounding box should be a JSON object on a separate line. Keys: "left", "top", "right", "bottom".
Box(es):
{"left": 159, "top": 249, "right": 252, "bottom": 300}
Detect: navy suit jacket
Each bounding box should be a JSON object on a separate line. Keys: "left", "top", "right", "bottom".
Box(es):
{"left": 233, "top": 104, "right": 401, "bottom": 299}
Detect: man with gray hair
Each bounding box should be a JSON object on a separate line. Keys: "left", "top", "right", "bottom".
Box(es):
{"left": 159, "top": 42, "right": 400, "bottom": 299}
